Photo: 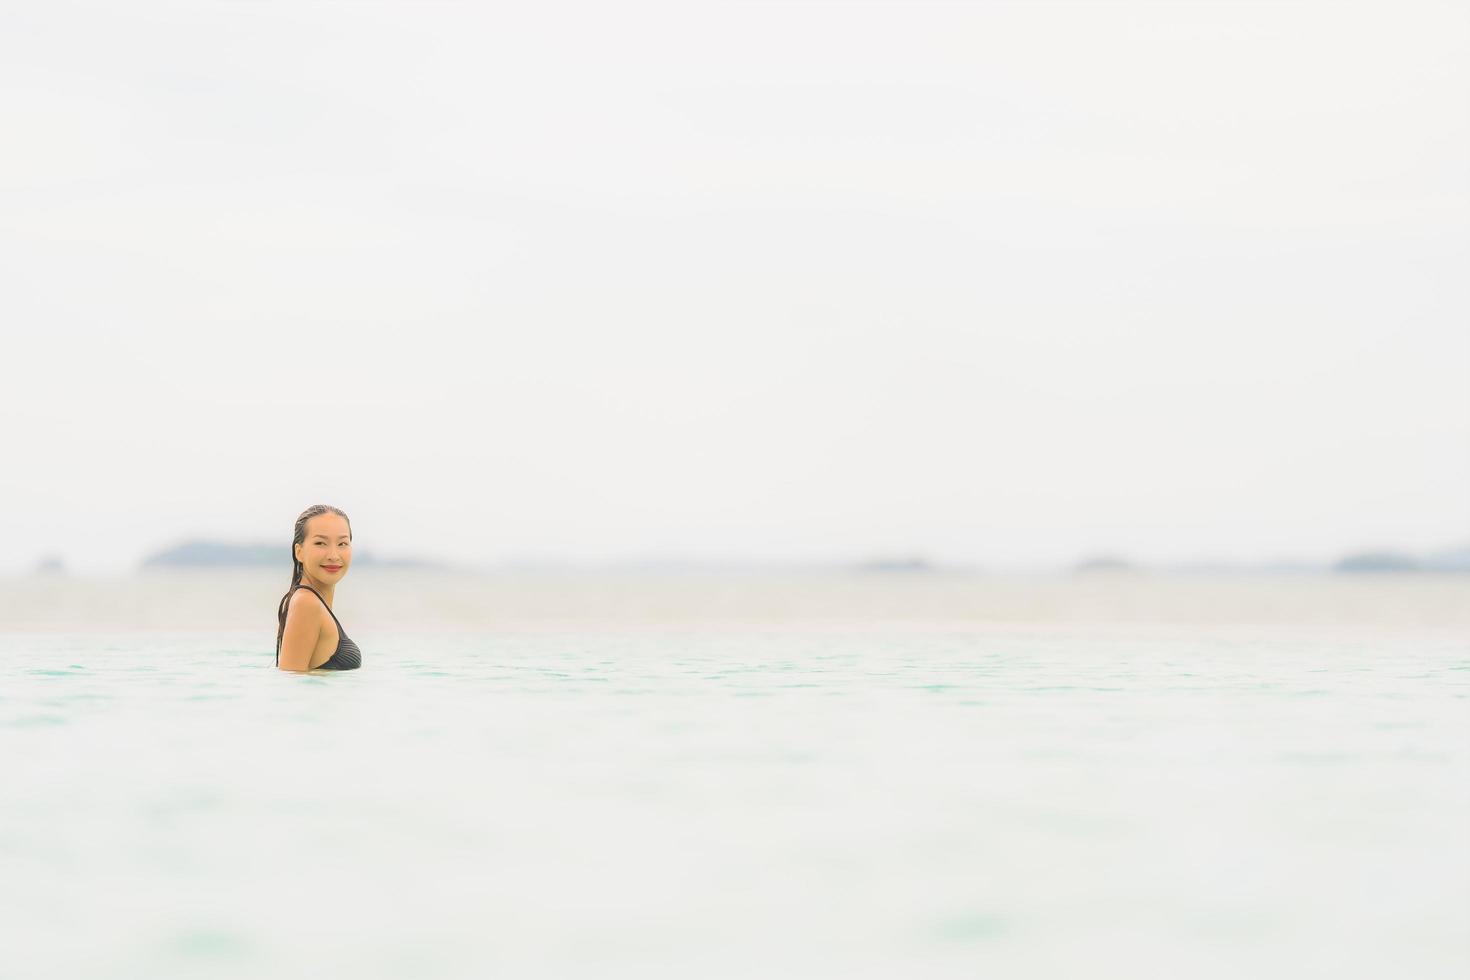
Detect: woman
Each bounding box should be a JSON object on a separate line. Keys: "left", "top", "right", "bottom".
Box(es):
{"left": 275, "top": 504, "right": 363, "bottom": 672}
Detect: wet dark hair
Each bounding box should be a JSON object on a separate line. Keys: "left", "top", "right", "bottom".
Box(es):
{"left": 275, "top": 504, "right": 352, "bottom": 664}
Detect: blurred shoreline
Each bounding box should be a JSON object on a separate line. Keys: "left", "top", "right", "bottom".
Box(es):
{"left": 2, "top": 567, "right": 1467, "bottom": 633}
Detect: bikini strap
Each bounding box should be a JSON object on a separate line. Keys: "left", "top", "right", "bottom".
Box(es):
{"left": 293, "top": 584, "right": 342, "bottom": 627}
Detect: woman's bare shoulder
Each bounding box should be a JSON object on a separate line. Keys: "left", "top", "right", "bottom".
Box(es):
{"left": 285, "top": 587, "right": 326, "bottom": 620}
{"left": 279, "top": 588, "right": 327, "bottom": 671}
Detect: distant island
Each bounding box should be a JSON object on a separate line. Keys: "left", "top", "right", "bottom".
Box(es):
{"left": 1332, "top": 551, "right": 1423, "bottom": 573}
{"left": 139, "top": 539, "right": 449, "bottom": 570}
{"left": 1073, "top": 544, "right": 1470, "bottom": 576}
{"left": 1332, "top": 546, "right": 1470, "bottom": 574}
{"left": 1072, "top": 555, "right": 1141, "bottom": 574}
{"left": 853, "top": 555, "right": 937, "bottom": 573}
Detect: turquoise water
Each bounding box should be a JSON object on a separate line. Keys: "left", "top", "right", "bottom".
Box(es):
{"left": 2, "top": 575, "right": 1467, "bottom": 978}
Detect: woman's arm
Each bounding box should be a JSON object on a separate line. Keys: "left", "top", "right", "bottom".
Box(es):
{"left": 277, "top": 592, "right": 323, "bottom": 672}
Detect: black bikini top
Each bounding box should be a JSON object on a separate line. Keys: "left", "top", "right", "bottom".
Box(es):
{"left": 286, "top": 584, "right": 362, "bottom": 671}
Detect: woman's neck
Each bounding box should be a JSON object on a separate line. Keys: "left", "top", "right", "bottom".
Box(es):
{"left": 300, "top": 575, "right": 336, "bottom": 605}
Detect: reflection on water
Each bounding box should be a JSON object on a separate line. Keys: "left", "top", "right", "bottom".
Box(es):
{"left": 0, "top": 573, "right": 1466, "bottom": 979}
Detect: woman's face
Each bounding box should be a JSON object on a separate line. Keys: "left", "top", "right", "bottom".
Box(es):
{"left": 295, "top": 513, "right": 352, "bottom": 581}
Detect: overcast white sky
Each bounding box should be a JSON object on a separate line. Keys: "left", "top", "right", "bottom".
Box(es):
{"left": 1, "top": 1, "right": 1466, "bottom": 574}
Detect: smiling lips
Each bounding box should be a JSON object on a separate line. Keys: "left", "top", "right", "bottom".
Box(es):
{"left": 322, "top": 565, "right": 343, "bottom": 572}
